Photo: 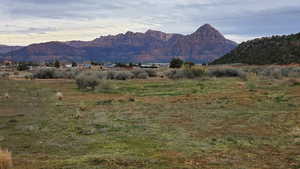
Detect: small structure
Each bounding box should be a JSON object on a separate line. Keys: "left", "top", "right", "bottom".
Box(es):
{"left": 65, "top": 64, "right": 73, "bottom": 68}
{"left": 140, "top": 64, "right": 159, "bottom": 69}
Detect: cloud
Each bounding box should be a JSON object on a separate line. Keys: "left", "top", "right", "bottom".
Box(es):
{"left": 0, "top": 0, "right": 299, "bottom": 45}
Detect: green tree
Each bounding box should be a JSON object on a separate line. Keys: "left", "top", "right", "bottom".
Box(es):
{"left": 170, "top": 58, "right": 184, "bottom": 68}
{"left": 17, "top": 62, "right": 30, "bottom": 71}
{"left": 54, "top": 60, "right": 60, "bottom": 68}
{"left": 72, "top": 61, "right": 77, "bottom": 67}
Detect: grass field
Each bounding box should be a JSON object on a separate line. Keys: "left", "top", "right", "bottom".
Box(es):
{"left": 0, "top": 76, "right": 300, "bottom": 168}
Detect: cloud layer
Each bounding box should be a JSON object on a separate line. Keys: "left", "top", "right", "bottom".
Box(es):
{"left": 1, "top": 0, "right": 299, "bottom": 45}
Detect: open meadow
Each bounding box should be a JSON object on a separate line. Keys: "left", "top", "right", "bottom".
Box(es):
{"left": 0, "top": 66, "right": 300, "bottom": 169}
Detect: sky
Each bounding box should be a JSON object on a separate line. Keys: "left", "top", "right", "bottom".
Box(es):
{"left": 0, "top": 0, "right": 299, "bottom": 45}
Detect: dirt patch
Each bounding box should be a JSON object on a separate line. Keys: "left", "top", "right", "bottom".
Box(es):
{"left": 0, "top": 108, "right": 18, "bottom": 117}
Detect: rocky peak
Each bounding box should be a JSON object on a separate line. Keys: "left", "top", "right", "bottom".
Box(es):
{"left": 145, "top": 29, "right": 174, "bottom": 41}
{"left": 191, "top": 24, "right": 225, "bottom": 40}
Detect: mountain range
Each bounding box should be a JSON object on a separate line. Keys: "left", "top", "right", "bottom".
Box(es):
{"left": 0, "top": 45, "right": 23, "bottom": 54}
{"left": 0, "top": 24, "right": 237, "bottom": 63}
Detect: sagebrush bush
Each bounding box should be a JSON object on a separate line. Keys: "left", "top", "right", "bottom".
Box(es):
{"left": 62, "top": 69, "right": 80, "bottom": 79}
{"left": 185, "top": 67, "right": 206, "bottom": 78}
{"left": 166, "top": 67, "right": 206, "bottom": 79}
{"left": 131, "top": 69, "right": 149, "bottom": 79}
{"left": 33, "top": 68, "right": 79, "bottom": 79}
{"left": 33, "top": 68, "right": 56, "bottom": 79}
{"left": 0, "top": 72, "right": 9, "bottom": 80}
{"left": 75, "top": 73, "right": 99, "bottom": 90}
{"left": 165, "top": 69, "right": 185, "bottom": 79}
{"left": 144, "top": 69, "right": 158, "bottom": 77}
{"left": 208, "top": 67, "right": 246, "bottom": 79}
{"left": 282, "top": 67, "right": 300, "bottom": 78}
{"left": 106, "top": 71, "right": 116, "bottom": 80}
{"left": 94, "top": 71, "right": 107, "bottom": 80}
{"left": 24, "top": 73, "right": 34, "bottom": 80}
{"left": 95, "top": 80, "right": 113, "bottom": 92}
{"left": 113, "top": 71, "right": 134, "bottom": 80}
{"left": 244, "top": 66, "right": 300, "bottom": 79}
{"left": 0, "top": 148, "right": 12, "bottom": 169}
{"left": 259, "top": 66, "right": 282, "bottom": 79}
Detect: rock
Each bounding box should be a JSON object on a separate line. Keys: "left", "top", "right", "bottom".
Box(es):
{"left": 56, "top": 92, "right": 63, "bottom": 100}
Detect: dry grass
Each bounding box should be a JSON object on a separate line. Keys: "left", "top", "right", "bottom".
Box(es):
{"left": 0, "top": 148, "right": 12, "bottom": 169}
{"left": 1, "top": 73, "right": 300, "bottom": 169}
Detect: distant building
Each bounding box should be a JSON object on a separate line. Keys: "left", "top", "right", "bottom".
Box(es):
{"left": 65, "top": 64, "right": 73, "bottom": 68}
{"left": 104, "top": 63, "right": 116, "bottom": 68}
{"left": 140, "top": 64, "right": 159, "bottom": 69}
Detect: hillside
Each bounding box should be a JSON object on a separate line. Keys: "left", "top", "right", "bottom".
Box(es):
{"left": 1, "top": 24, "right": 237, "bottom": 63}
{"left": 211, "top": 33, "right": 300, "bottom": 65}
{"left": 0, "top": 45, "right": 23, "bottom": 54}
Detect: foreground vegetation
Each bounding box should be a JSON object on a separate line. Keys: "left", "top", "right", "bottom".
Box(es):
{"left": 0, "top": 66, "right": 300, "bottom": 168}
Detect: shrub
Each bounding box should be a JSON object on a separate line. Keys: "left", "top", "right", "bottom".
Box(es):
{"left": 0, "top": 148, "right": 12, "bottom": 169}
{"left": 94, "top": 71, "right": 107, "bottom": 80}
{"left": 144, "top": 69, "right": 158, "bottom": 77}
{"left": 95, "top": 80, "right": 113, "bottom": 92}
{"left": 0, "top": 72, "right": 9, "bottom": 80}
{"left": 113, "top": 71, "right": 134, "bottom": 80}
{"left": 33, "top": 68, "right": 79, "bottom": 79}
{"left": 131, "top": 69, "right": 149, "bottom": 79}
{"left": 165, "top": 67, "right": 206, "bottom": 79}
{"left": 17, "top": 62, "right": 30, "bottom": 71}
{"left": 106, "top": 71, "right": 116, "bottom": 80}
{"left": 208, "top": 67, "right": 246, "bottom": 79}
{"left": 62, "top": 69, "right": 80, "bottom": 79}
{"left": 244, "top": 66, "right": 300, "bottom": 79}
{"left": 165, "top": 69, "right": 185, "bottom": 79}
{"left": 33, "top": 68, "right": 56, "bottom": 79}
{"left": 24, "top": 73, "right": 34, "bottom": 80}
{"left": 282, "top": 67, "right": 300, "bottom": 78}
{"left": 75, "top": 73, "right": 99, "bottom": 90}
{"left": 187, "top": 67, "right": 206, "bottom": 78}
{"left": 259, "top": 66, "right": 282, "bottom": 79}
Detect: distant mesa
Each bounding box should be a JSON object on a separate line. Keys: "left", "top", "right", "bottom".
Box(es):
{"left": 0, "top": 24, "right": 237, "bottom": 63}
